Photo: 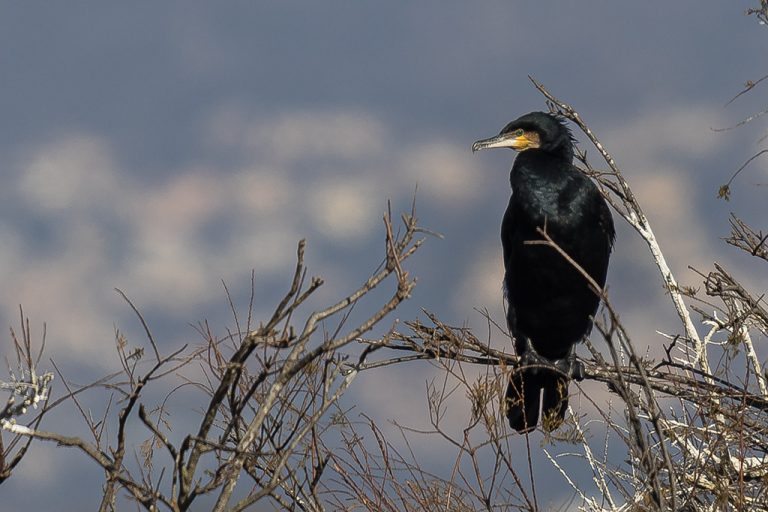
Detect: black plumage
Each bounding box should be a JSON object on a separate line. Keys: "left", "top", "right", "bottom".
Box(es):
{"left": 472, "top": 112, "right": 615, "bottom": 433}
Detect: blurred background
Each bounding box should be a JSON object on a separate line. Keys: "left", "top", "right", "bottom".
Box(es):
{"left": 1, "top": 2, "right": 767, "bottom": 509}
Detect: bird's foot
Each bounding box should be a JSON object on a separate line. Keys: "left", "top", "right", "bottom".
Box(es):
{"left": 554, "top": 353, "right": 585, "bottom": 382}
{"left": 518, "top": 345, "right": 552, "bottom": 374}
{"left": 518, "top": 337, "right": 584, "bottom": 381}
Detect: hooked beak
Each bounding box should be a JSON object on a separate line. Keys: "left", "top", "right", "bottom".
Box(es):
{"left": 472, "top": 133, "right": 534, "bottom": 153}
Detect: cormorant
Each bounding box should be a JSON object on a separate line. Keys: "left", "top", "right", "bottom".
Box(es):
{"left": 472, "top": 112, "right": 614, "bottom": 433}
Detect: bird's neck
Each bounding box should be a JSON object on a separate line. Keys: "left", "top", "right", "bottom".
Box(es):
{"left": 510, "top": 150, "right": 573, "bottom": 190}
{"left": 544, "top": 144, "right": 573, "bottom": 162}
{"left": 513, "top": 148, "right": 571, "bottom": 170}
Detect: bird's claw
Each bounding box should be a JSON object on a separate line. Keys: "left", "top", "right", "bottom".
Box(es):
{"left": 550, "top": 354, "right": 584, "bottom": 381}
{"left": 569, "top": 359, "right": 585, "bottom": 381}
{"left": 517, "top": 338, "right": 551, "bottom": 373}
{"left": 518, "top": 336, "right": 584, "bottom": 381}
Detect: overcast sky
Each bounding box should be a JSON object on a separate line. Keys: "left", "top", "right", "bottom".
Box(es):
{"left": 2, "top": 2, "right": 768, "bottom": 509}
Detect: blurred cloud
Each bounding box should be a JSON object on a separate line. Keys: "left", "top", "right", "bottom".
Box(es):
{"left": 17, "top": 135, "right": 121, "bottom": 213}
{"left": 399, "top": 142, "right": 482, "bottom": 204}
{"left": 12, "top": 443, "right": 59, "bottom": 489}
{"left": 631, "top": 169, "right": 715, "bottom": 280}
{"left": 265, "top": 111, "right": 386, "bottom": 162}
{"left": 206, "top": 107, "right": 387, "bottom": 162}
{"left": 11, "top": 221, "right": 118, "bottom": 359}
{"left": 7, "top": 136, "right": 124, "bottom": 357}
{"left": 601, "top": 105, "right": 724, "bottom": 164}
{"left": 229, "top": 165, "right": 292, "bottom": 216}
{"left": 453, "top": 242, "right": 505, "bottom": 322}
{"left": 0, "top": 222, "right": 23, "bottom": 279}
{"left": 1, "top": 106, "right": 491, "bottom": 362}
{"left": 308, "top": 177, "right": 380, "bottom": 240}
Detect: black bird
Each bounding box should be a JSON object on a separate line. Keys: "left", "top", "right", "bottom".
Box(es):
{"left": 472, "top": 112, "right": 614, "bottom": 433}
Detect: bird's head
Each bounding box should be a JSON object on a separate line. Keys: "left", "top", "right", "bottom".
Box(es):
{"left": 472, "top": 112, "right": 574, "bottom": 159}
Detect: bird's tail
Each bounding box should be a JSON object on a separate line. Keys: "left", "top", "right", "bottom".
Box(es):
{"left": 505, "top": 367, "right": 569, "bottom": 433}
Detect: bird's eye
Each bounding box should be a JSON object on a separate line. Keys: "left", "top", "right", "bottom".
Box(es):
{"left": 515, "top": 129, "right": 524, "bottom": 137}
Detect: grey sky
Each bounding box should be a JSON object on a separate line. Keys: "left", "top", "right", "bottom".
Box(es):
{"left": 2, "top": 2, "right": 767, "bottom": 509}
